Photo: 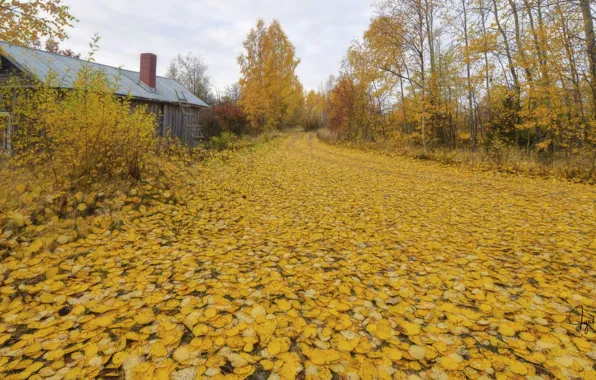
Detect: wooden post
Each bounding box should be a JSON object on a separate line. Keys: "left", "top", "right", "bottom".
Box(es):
{"left": 8, "top": 112, "right": 12, "bottom": 156}
{"left": 0, "top": 111, "right": 10, "bottom": 156}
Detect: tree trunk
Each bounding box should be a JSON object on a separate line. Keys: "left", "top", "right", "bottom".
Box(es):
{"left": 462, "top": 0, "right": 476, "bottom": 146}
{"left": 493, "top": 0, "right": 520, "bottom": 90}
{"left": 480, "top": 0, "right": 492, "bottom": 123}
{"left": 557, "top": 3, "right": 586, "bottom": 140}
{"left": 508, "top": 0, "right": 533, "bottom": 84}
{"left": 522, "top": 0, "right": 549, "bottom": 88}
{"left": 579, "top": 0, "right": 596, "bottom": 121}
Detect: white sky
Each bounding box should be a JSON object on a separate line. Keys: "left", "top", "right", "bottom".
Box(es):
{"left": 61, "top": 0, "right": 373, "bottom": 92}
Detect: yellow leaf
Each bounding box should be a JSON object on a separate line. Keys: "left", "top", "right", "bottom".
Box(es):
{"left": 96, "top": 314, "right": 114, "bottom": 327}
{"left": 335, "top": 333, "right": 359, "bottom": 352}
{"left": 408, "top": 345, "right": 425, "bottom": 360}
{"left": 111, "top": 352, "right": 129, "bottom": 367}
{"left": 268, "top": 338, "right": 282, "bottom": 357}
{"left": 228, "top": 353, "right": 248, "bottom": 368}
{"left": 573, "top": 337, "right": 592, "bottom": 352}
{"left": 251, "top": 305, "right": 267, "bottom": 319}
{"left": 150, "top": 341, "right": 167, "bottom": 357}
{"left": 45, "top": 349, "right": 65, "bottom": 361}
{"left": 133, "top": 309, "right": 155, "bottom": 325}
{"left": 260, "top": 359, "right": 274, "bottom": 370}
{"left": 439, "top": 356, "right": 459, "bottom": 370}
{"left": 382, "top": 346, "right": 402, "bottom": 361}
{"left": 374, "top": 319, "right": 391, "bottom": 340}
{"left": 85, "top": 342, "right": 98, "bottom": 358}
{"left": 173, "top": 346, "right": 190, "bottom": 363}
{"left": 334, "top": 302, "right": 350, "bottom": 311}
{"left": 276, "top": 299, "right": 292, "bottom": 311}
{"left": 358, "top": 358, "right": 378, "bottom": 380}
{"left": 519, "top": 332, "right": 535, "bottom": 342}
{"left": 42, "top": 340, "right": 62, "bottom": 351}
{"left": 402, "top": 322, "right": 420, "bottom": 336}
{"left": 278, "top": 352, "right": 302, "bottom": 379}
{"left": 509, "top": 360, "right": 528, "bottom": 375}
{"left": 204, "top": 308, "right": 218, "bottom": 319}
{"left": 192, "top": 324, "right": 210, "bottom": 336}
{"left": 23, "top": 342, "right": 42, "bottom": 356}
{"left": 498, "top": 324, "right": 516, "bottom": 337}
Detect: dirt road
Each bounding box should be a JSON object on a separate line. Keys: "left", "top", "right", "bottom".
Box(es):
{"left": 1, "top": 133, "right": 595, "bottom": 379}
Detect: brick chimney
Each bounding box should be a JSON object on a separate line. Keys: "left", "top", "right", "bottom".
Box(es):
{"left": 140, "top": 53, "right": 157, "bottom": 89}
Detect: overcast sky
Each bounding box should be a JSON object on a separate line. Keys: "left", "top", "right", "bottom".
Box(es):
{"left": 61, "top": 0, "right": 373, "bottom": 92}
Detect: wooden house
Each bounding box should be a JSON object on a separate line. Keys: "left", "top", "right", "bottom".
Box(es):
{"left": 0, "top": 41, "right": 210, "bottom": 152}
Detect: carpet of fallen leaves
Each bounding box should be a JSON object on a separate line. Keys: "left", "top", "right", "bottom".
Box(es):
{"left": 1, "top": 132, "right": 596, "bottom": 380}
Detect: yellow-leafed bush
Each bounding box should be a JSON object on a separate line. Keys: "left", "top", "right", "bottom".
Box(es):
{"left": 2, "top": 64, "right": 158, "bottom": 187}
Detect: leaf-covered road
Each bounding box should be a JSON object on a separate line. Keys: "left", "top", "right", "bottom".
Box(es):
{"left": 2, "top": 133, "right": 596, "bottom": 379}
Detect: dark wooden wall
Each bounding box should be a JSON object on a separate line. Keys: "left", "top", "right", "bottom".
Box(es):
{"left": 163, "top": 104, "right": 202, "bottom": 147}
{"left": 131, "top": 100, "right": 203, "bottom": 147}
{"left": 0, "top": 65, "right": 206, "bottom": 149}
{"left": 0, "top": 57, "right": 26, "bottom": 86}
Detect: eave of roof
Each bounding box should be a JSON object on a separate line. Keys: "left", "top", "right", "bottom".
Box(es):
{"left": 0, "top": 41, "right": 210, "bottom": 108}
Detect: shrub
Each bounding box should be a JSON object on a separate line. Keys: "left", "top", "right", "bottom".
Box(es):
{"left": 2, "top": 65, "right": 158, "bottom": 187}
{"left": 208, "top": 131, "right": 239, "bottom": 150}
{"left": 485, "top": 135, "right": 509, "bottom": 168}
{"left": 213, "top": 102, "right": 249, "bottom": 135}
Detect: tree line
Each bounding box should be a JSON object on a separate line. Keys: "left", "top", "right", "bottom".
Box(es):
{"left": 311, "top": 0, "right": 596, "bottom": 155}
{"left": 167, "top": 19, "right": 326, "bottom": 137}
{"left": 166, "top": 19, "right": 306, "bottom": 136}
{"left": 179, "top": 1, "right": 596, "bottom": 161}
{"left": 9, "top": 0, "right": 594, "bottom": 160}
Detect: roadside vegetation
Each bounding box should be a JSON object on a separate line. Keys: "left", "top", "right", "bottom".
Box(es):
{"left": 317, "top": 128, "right": 596, "bottom": 182}
{"left": 0, "top": 63, "right": 276, "bottom": 258}
{"left": 302, "top": 0, "right": 596, "bottom": 182}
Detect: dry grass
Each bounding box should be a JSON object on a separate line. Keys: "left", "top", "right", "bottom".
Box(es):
{"left": 317, "top": 129, "right": 596, "bottom": 183}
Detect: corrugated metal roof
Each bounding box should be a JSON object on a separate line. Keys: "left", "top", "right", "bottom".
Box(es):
{"left": 0, "top": 41, "right": 209, "bottom": 108}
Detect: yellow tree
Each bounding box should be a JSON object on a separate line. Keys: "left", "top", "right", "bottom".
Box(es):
{"left": 237, "top": 20, "right": 267, "bottom": 130}
{"left": 238, "top": 19, "right": 302, "bottom": 131}
{"left": 0, "top": 0, "right": 75, "bottom": 46}
{"left": 344, "top": 39, "right": 394, "bottom": 140}
{"left": 323, "top": 0, "right": 596, "bottom": 152}
{"left": 303, "top": 90, "right": 328, "bottom": 130}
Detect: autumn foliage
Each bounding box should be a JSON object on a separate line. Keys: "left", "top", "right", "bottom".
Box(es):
{"left": 2, "top": 2, "right": 596, "bottom": 379}
{"left": 1, "top": 133, "right": 595, "bottom": 379}
{"left": 212, "top": 102, "right": 249, "bottom": 135}
{"left": 311, "top": 0, "right": 596, "bottom": 180}
{"left": 0, "top": 0, "right": 75, "bottom": 46}
{"left": 238, "top": 19, "right": 304, "bottom": 132}
{"left": 302, "top": 90, "right": 326, "bottom": 131}
{"left": 2, "top": 67, "right": 158, "bottom": 186}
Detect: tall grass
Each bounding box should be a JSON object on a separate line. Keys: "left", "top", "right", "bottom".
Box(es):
{"left": 318, "top": 128, "right": 596, "bottom": 183}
